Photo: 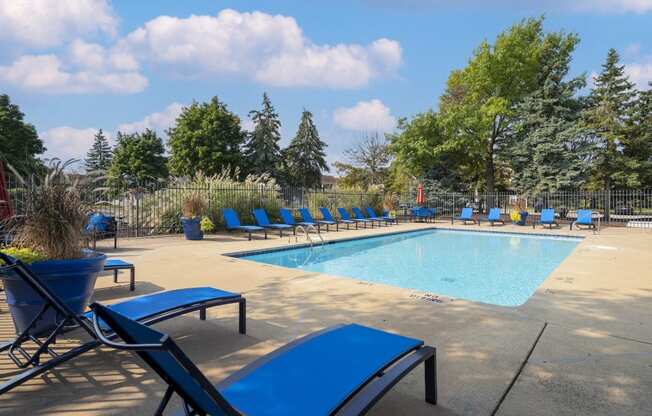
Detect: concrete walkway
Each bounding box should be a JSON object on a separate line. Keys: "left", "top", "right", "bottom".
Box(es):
{"left": 1, "top": 222, "right": 651, "bottom": 415}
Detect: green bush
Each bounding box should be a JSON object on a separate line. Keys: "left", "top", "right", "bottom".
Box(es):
{"left": 159, "top": 209, "right": 182, "bottom": 234}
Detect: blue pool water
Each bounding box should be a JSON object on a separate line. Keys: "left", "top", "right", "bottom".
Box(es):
{"left": 240, "top": 229, "right": 580, "bottom": 306}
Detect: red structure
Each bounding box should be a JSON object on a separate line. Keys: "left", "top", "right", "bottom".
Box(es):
{"left": 0, "top": 160, "right": 13, "bottom": 221}
{"left": 416, "top": 183, "right": 425, "bottom": 206}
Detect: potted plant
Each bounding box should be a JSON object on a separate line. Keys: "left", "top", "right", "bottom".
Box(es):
{"left": 0, "top": 160, "right": 106, "bottom": 336}
{"left": 180, "top": 194, "right": 206, "bottom": 240}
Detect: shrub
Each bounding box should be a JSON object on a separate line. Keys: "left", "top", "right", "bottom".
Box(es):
{"left": 200, "top": 216, "right": 215, "bottom": 233}
{"left": 0, "top": 247, "right": 47, "bottom": 264}
{"left": 159, "top": 209, "right": 182, "bottom": 234}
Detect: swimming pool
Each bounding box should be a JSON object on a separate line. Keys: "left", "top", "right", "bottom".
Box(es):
{"left": 238, "top": 229, "right": 581, "bottom": 307}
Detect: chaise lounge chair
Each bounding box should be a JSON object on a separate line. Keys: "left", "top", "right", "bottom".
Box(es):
{"left": 534, "top": 208, "right": 559, "bottom": 229}
{"left": 280, "top": 208, "right": 319, "bottom": 232}
{"left": 320, "top": 207, "right": 356, "bottom": 230}
{"left": 367, "top": 207, "right": 396, "bottom": 225}
{"left": 452, "top": 207, "right": 477, "bottom": 225}
{"left": 338, "top": 207, "right": 373, "bottom": 228}
{"left": 571, "top": 209, "right": 597, "bottom": 231}
{"left": 353, "top": 207, "right": 384, "bottom": 227}
{"left": 253, "top": 208, "right": 294, "bottom": 237}
{"left": 483, "top": 208, "right": 505, "bottom": 226}
{"left": 0, "top": 253, "right": 246, "bottom": 395}
{"left": 90, "top": 302, "right": 438, "bottom": 416}
{"left": 223, "top": 208, "right": 267, "bottom": 240}
{"left": 299, "top": 208, "right": 338, "bottom": 232}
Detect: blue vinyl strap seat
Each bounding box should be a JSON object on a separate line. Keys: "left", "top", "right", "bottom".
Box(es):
{"left": 571, "top": 209, "right": 597, "bottom": 230}
{"left": 452, "top": 207, "right": 476, "bottom": 225}
{"left": 299, "top": 208, "right": 337, "bottom": 232}
{"left": 279, "top": 208, "right": 316, "bottom": 230}
{"left": 90, "top": 303, "right": 438, "bottom": 416}
{"left": 223, "top": 208, "right": 267, "bottom": 240}
{"left": 534, "top": 208, "right": 559, "bottom": 229}
{"left": 320, "top": 207, "right": 356, "bottom": 230}
{"left": 253, "top": 209, "right": 293, "bottom": 237}
{"left": 338, "top": 207, "right": 373, "bottom": 228}
{"left": 485, "top": 208, "right": 504, "bottom": 226}
{"left": 366, "top": 207, "right": 395, "bottom": 225}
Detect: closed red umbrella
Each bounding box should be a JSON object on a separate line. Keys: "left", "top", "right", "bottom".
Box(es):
{"left": 0, "top": 160, "right": 13, "bottom": 221}
{"left": 416, "top": 183, "right": 425, "bottom": 206}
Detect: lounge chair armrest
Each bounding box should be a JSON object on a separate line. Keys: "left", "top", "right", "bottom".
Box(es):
{"left": 91, "top": 306, "right": 166, "bottom": 351}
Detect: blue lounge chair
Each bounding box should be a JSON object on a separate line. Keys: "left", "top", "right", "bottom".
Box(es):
{"left": 338, "top": 207, "right": 373, "bottom": 228}
{"left": 367, "top": 207, "right": 396, "bottom": 225}
{"left": 90, "top": 302, "right": 437, "bottom": 416}
{"left": 452, "top": 207, "right": 476, "bottom": 225}
{"left": 104, "top": 258, "right": 135, "bottom": 291}
{"left": 320, "top": 207, "right": 356, "bottom": 230}
{"left": 484, "top": 208, "right": 505, "bottom": 226}
{"left": 223, "top": 208, "right": 267, "bottom": 240}
{"left": 279, "top": 208, "right": 318, "bottom": 232}
{"left": 571, "top": 209, "right": 597, "bottom": 230}
{"left": 353, "top": 207, "right": 384, "bottom": 227}
{"left": 299, "top": 207, "right": 338, "bottom": 232}
{"left": 411, "top": 207, "right": 434, "bottom": 223}
{"left": 253, "top": 208, "right": 294, "bottom": 237}
{"left": 535, "top": 208, "right": 559, "bottom": 229}
{"left": 0, "top": 253, "right": 246, "bottom": 394}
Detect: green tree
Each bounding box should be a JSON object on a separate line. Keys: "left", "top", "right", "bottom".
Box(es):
{"left": 335, "top": 133, "right": 391, "bottom": 189}
{"left": 507, "top": 32, "right": 593, "bottom": 193}
{"left": 388, "top": 111, "right": 475, "bottom": 192}
{"left": 244, "top": 93, "right": 282, "bottom": 177}
{"left": 108, "top": 129, "right": 168, "bottom": 188}
{"left": 0, "top": 94, "right": 45, "bottom": 176}
{"left": 440, "top": 17, "right": 566, "bottom": 193}
{"left": 168, "top": 97, "right": 246, "bottom": 177}
{"left": 625, "top": 82, "right": 652, "bottom": 187}
{"left": 584, "top": 49, "right": 639, "bottom": 189}
{"left": 84, "top": 129, "right": 112, "bottom": 173}
{"left": 281, "top": 109, "right": 329, "bottom": 188}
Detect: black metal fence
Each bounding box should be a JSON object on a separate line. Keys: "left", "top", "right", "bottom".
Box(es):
{"left": 398, "top": 189, "right": 652, "bottom": 228}
{"left": 4, "top": 173, "right": 383, "bottom": 237}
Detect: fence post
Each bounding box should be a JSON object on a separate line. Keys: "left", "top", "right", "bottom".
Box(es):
{"left": 605, "top": 189, "right": 611, "bottom": 225}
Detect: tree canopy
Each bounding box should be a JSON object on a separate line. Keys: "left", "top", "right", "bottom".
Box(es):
{"left": 335, "top": 133, "right": 391, "bottom": 189}
{"left": 244, "top": 93, "right": 282, "bottom": 177}
{"left": 108, "top": 129, "right": 168, "bottom": 188}
{"left": 0, "top": 94, "right": 45, "bottom": 176}
{"left": 167, "top": 97, "right": 246, "bottom": 177}
{"left": 281, "top": 109, "right": 329, "bottom": 188}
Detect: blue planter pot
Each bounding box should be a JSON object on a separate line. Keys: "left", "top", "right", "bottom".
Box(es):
{"left": 517, "top": 211, "right": 529, "bottom": 226}
{"left": 181, "top": 217, "right": 203, "bottom": 240}
{"left": 0, "top": 251, "right": 106, "bottom": 336}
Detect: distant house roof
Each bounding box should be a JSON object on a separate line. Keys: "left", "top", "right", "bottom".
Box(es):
{"left": 321, "top": 175, "right": 338, "bottom": 185}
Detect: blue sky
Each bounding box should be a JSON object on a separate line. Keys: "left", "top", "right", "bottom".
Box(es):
{"left": 1, "top": 0, "right": 651, "bottom": 171}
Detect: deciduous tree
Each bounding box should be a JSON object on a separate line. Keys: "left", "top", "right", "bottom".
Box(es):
{"left": 0, "top": 94, "right": 44, "bottom": 176}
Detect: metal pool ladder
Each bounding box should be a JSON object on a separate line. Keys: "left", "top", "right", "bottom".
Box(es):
{"left": 291, "top": 225, "right": 324, "bottom": 246}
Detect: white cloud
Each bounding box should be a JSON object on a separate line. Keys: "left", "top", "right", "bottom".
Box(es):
{"left": 0, "top": 52, "right": 148, "bottom": 94}
{"left": 40, "top": 126, "right": 104, "bottom": 163}
{"left": 118, "top": 9, "right": 402, "bottom": 88}
{"left": 117, "top": 103, "right": 184, "bottom": 134}
{"left": 625, "top": 62, "right": 652, "bottom": 89}
{"left": 333, "top": 99, "right": 397, "bottom": 131}
{"left": 0, "top": 0, "right": 117, "bottom": 48}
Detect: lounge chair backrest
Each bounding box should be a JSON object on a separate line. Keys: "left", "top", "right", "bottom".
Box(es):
{"left": 279, "top": 208, "right": 296, "bottom": 225}
{"left": 298, "top": 208, "right": 315, "bottom": 223}
{"left": 366, "top": 207, "right": 379, "bottom": 218}
{"left": 576, "top": 209, "right": 593, "bottom": 224}
{"left": 252, "top": 209, "right": 271, "bottom": 226}
{"left": 488, "top": 208, "right": 501, "bottom": 221}
{"left": 337, "top": 207, "right": 352, "bottom": 220}
{"left": 91, "top": 303, "right": 232, "bottom": 415}
{"left": 320, "top": 207, "right": 335, "bottom": 222}
{"left": 460, "top": 207, "right": 473, "bottom": 219}
{"left": 541, "top": 208, "right": 555, "bottom": 223}
{"left": 222, "top": 208, "right": 241, "bottom": 230}
{"left": 352, "top": 207, "right": 366, "bottom": 219}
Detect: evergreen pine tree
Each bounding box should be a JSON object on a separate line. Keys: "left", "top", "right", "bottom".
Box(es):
{"left": 627, "top": 83, "right": 652, "bottom": 187}
{"left": 584, "top": 48, "right": 639, "bottom": 189}
{"left": 0, "top": 94, "right": 45, "bottom": 176}
{"left": 84, "top": 129, "right": 112, "bottom": 173}
{"left": 508, "top": 33, "right": 593, "bottom": 193}
{"left": 281, "top": 109, "right": 329, "bottom": 188}
{"left": 244, "top": 93, "right": 282, "bottom": 177}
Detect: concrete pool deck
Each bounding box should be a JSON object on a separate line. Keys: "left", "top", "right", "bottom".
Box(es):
{"left": 1, "top": 221, "right": 651, "bottom": 415}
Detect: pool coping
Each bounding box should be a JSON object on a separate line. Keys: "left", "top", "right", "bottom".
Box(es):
{"left": 224, "top": 225, "right": 584, "bottom": 258}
